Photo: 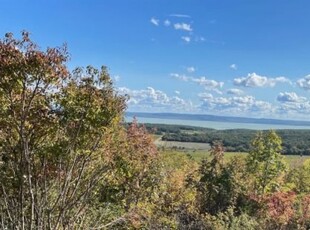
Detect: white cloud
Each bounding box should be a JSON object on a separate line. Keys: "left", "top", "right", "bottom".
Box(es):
{"left": 230, "top": 64, "right": 237, "bottom": 70}
{"left": 170, "top": 73, "right": 190, "bottom": 81}
{"left": 274, "top": 77, "right": 291, "bottom": 84}
{"left": 234, "top": 72, "right": 291, "bottom": 88}
{"left": 150, "top": 17, "right": 159, "bottom": 26}
{"left": 169, "top": 14, "right": 191, "bottom": 18}
{"left": 186, "top": 66, "right": 195, "bottom": 73}
{"left": 118, "top": 85, "right": 310, "bottom": 119}
{"left": 164, "top": 20, "right": 171, "bottom": 26}
{"left": 277, "top": 92, "right": 307, "bottom": 103}
{"left": 227, "top": 88, "right": 243, "bottom": 96}
{"left": 174, "top": 23, "right": 193, "bottom": 32}
{"left": 181, "top": 36, "right": 191, "bottom": 43}
{"left": 277, "top": 100, "right": 310, "bottom": 118}
{"left": 199, "top": 94, "right": 274, "bottom": 116}
{"left": 192, "top": 77, "right": 224, "bottom": 89}
{"left": 197, "top": 91, "right": 310, "bottom": 119}
{"left": 118, "top": 87, "right": 167, "bottom": 104}
{"left": 171, "top": 73, "right": 224, "bottom": 94}
{"left": 297, "top": 75, "right": 310, "bottom": 91}
{"left": 198, "top": 92, "right": 213, "bottom": 100}
{"left": 117, "top": 87, "right": 193, "bottom": 112}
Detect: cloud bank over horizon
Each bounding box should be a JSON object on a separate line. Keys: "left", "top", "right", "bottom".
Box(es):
{"left": 117, "top": 72, "right": 310, "bottom": 120}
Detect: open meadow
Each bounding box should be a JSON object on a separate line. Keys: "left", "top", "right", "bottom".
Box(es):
{"left": 156, "top": 137, "right": 310, "bottom": 168}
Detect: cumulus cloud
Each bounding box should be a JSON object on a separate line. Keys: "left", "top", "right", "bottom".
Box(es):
{"left": 230, "top": 64, "right": 237, "bottom": 70}
{"left": 198, "top": 92, "right": 213, "bottom": 100}
{"left": 199, "top": 94, "right": 273, "bottom": 116}
{"left": 227, "top": 88, "right": 243, "bottom": 96}
{"left": 149, "top": 15, "right": 206, "bottom": 44}
{"left": 277, "top": 92, "right": 307, "bottom": 103}
{"left": 117, "top": 85, "right": 310, "bottom": 119}
{"left": 234, "top": 72, "right": 291, "bottom": 88}
{"left": 181, "top": 36, "right": 191, "bottom": 42}
{"left": 164, "top": 20, "right": 171, "bottom": 26}
{"left": 186, "top": 66, "right": 195, "bottom": 73}
{"left": 117, "top": 87, "right": 193, "bottom": 112}
{"left": 201, "top": 90, "right": 305, "bottom": 118}
{"left": 170, "top": 73, "right": 190, "bottom": 81}
{"left": 276, "top": 98, "right": 310, "bottom": 118}
{"left": 272, "top": 91, "right": 310, "bottom": 118}
{"left": 150, "top": 17, "right": 159, "bottom": 26}
{"left": 197, "top": 91, "right": 310, "bottom": 119}
{"left": 174, "top": 23, "right": 193, "bottom": 31}
{"left": 192, "top": 77, "right": 224, "bottom": 89}
{"left": 297, "top": 75, "right": 310, "bottom": 91}
{"left": 171, "top": 73, "right": 224, "bottom": 94}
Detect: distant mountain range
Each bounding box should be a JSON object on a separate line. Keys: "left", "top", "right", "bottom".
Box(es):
{"left": 126, "top": 112, "right": 310, "bottom": 127}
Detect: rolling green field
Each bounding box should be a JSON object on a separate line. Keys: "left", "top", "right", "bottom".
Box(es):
{"left": 145, "top": 123, "right": 310, "bottom": 155}
{"left": 153, "top": 125, "right": 310, "bottom": 168}
{"left": 156, "top": 136, "right": 309, "bottom": 168}
{"left": 161, "top": 149, "right": 309, "bottom": 168}
{"left": 154, "top": 137, "right": 211, "bottom": 150}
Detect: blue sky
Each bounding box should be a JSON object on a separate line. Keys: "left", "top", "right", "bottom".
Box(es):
{"left": 2, "top": 0, "right": 310, "bottom": 120}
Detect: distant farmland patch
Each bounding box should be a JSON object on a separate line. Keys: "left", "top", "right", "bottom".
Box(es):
{"left": 154, "top": 138, "right": 211, "bottom": 150}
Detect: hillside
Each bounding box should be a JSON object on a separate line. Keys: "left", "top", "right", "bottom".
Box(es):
{"left": 140, "top": 123, "right": 310, "bottom": 155}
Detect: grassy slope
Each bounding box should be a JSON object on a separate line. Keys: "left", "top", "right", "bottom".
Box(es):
{"left": 161, "top": 149, "right": 309, "bottom": 168}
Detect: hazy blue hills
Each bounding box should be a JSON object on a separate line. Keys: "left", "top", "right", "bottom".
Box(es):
{"left": 126, "top": 112, "right": 310, "bottom": 127}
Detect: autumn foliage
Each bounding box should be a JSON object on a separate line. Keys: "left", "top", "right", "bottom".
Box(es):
{"left": 0, "top": 32, "right": 310, "bottom": 229}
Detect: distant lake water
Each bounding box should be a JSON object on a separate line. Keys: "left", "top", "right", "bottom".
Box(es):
{"left": 125, "top": 116, "right": 310, "bottom": 130}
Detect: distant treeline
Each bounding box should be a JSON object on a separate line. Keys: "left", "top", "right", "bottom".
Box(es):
{"left": 140, "top": 123, "right": 310, "bottom": 155}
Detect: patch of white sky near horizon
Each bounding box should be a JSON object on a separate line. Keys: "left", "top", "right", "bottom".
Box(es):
{"left": 3, "top": 1, "right": 310, "bottom": 120}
